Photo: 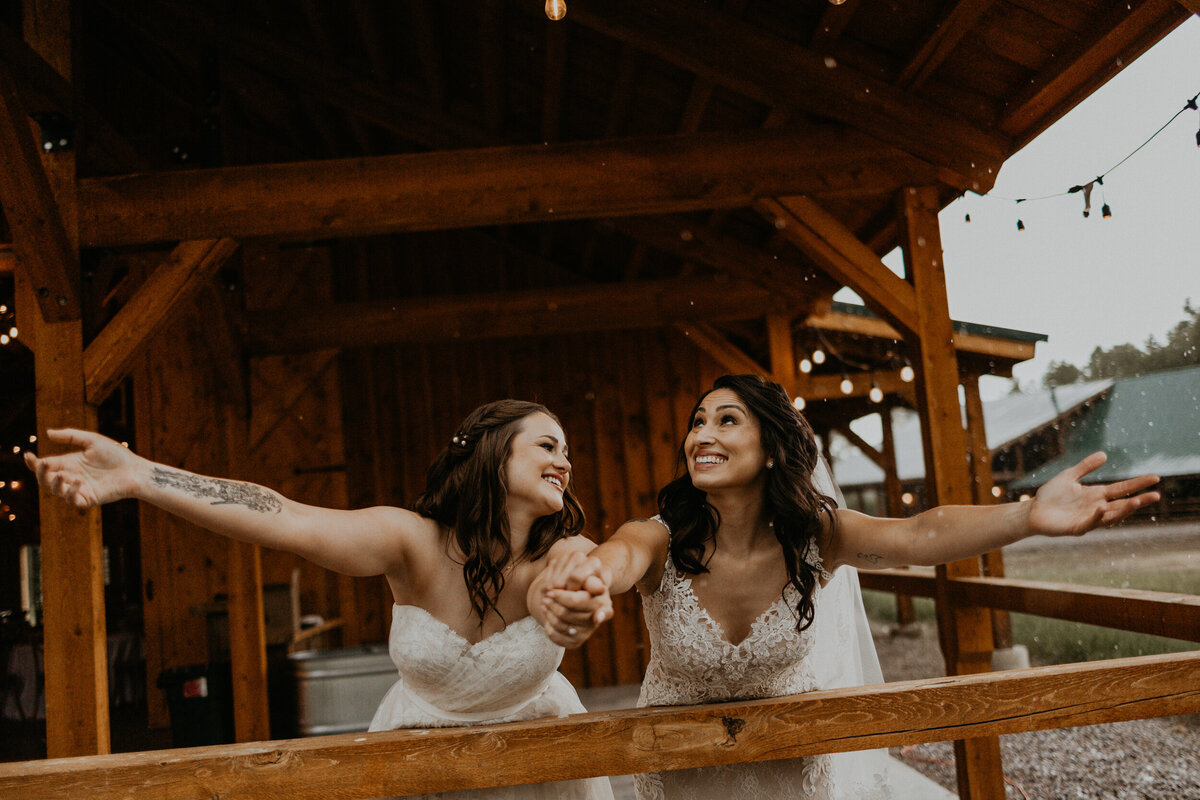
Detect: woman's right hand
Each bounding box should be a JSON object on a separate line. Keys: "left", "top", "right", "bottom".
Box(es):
{"left": 24, "top": 428, "right": 143, "bottom": 510}
{"left": 531, "top": 550, "right": 613, "bottom": 648}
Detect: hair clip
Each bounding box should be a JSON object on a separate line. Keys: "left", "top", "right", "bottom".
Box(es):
{"left": 452, "top": 434, "right": 469, "bottom": 447}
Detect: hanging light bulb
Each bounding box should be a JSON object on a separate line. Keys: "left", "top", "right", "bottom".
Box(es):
{"left": 828, "top": 0, "right": 847, "bottom": 4}
{"left": 868, "top": 383, "right": 883, "bottom": 403}
{"left": 811, "top": 349, "right": 826, "bottom": 365}
{"left": 839, "top": 375, "right": 853, "bottom": 395}
{"left": 900, "top": 364, "right": 915, "bottom": 383}
{"left": 964, "top": 213, "right": 971, "bottom": 223}
{"left": 1102, "top": 203, "right": 1112, "bottom": 219}
{"left": 545, "top": 0, "right": 566, "bottom": 20}
{"left": 1187, "top": 97, "right": 1199, "bottom": 148}
{"left": 798, "top": 358, "right": 812, "bottom": 374}
{"left": 793, "top": 396, "right": 806, "bottom": 411}
{"left": 0, "top": 335, "right": 8, "bottom": 345}
{"left": 1016, "top": 219, "right": 1025, "bottom": 231}
{"left": 8, "top": 327, "right": 16, "bottom": 338}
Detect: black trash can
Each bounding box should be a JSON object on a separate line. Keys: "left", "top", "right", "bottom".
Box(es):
{"left": 156, "top": 663, "right": 235, "bottom": 747}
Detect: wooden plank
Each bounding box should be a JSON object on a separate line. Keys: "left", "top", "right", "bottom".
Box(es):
{"left": 77, "top": 127, "right": 937, "bottom": 248}
{"left": 0, "top": 57, "right": 79, "bottom": 322}
{"left": 895, "top": 0, "right": 998, "bottom": 91}
{"left": 570, "top": 0, "right": 1008, "bottom": 188}
{"left": 1000, "top": 0, "right": 1188, "bottom": 143}
{"left": 249, "top": 278, "right": 774, "bottom": 355}
{"left": 900, "top": 185, "right": 1001, "bottom": 798}
{"left": 3, "top": 652, "right": 1198, "bottom": 798}
{"left": 757, "top": 196, "right": 919, "bottom": 337}
{"left": 83, "top": 239, "right": 239, "bottom": 405}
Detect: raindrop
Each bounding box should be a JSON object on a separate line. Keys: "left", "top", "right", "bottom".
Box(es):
{"left": 824, "top": 57, "right": 837, "bottom": 68}
{"left": 1147, "top": 421, "right": 1154, "bottom": 427}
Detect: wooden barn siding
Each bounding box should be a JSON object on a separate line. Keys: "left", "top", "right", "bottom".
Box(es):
{"left": 337, "top": 321, "right": 726, "bottom": 688}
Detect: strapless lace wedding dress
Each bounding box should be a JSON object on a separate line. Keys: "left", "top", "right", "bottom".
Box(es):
{"left": 369, "top": 604, "right": 614, "bottom": 800}
{"left": 635, "top": 516, "right": 896, "bottom": 799}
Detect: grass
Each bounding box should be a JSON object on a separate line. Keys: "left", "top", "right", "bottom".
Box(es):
{"left": 862, "top": 565, "right": 1200, "bottom": 666}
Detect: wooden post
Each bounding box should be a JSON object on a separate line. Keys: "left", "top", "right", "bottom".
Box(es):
{"left": 223, "top": 406, "right": 271, "bottom": 742}
{"left": 766, "top": 311, "right": 796, "bottom": 387}
{"left": 899, "top": 185, "right": 1003, "bottom": 800}
{"left": 879, "top": 402, "right": 916, "bottom": 628}
{"left": 963, "top": 374, "right": 1014, "bottom": 651}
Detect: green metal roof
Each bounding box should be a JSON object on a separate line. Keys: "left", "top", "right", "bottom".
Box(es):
{"left": 1008, "top": 365, "right": 1200, "bottom": 490}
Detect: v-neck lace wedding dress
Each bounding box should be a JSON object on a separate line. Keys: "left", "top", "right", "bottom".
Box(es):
{"left": 369, "top": 604, "right": 614, "bottom": 800}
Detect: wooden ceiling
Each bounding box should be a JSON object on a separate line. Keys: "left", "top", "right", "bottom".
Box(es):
{"left": 0, "top": 0, "right": 1193, "bottom": 380}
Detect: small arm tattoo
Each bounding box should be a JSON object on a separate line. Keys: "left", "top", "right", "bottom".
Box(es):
{"left": 857, "top": 552, "right": 884, "bottom": 566}
{"left": 151, "top": 467, "right": 282, "bottom": 513}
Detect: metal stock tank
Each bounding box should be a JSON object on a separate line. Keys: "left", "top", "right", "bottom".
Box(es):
{"left": 288, "top": 644, "right": 395, "bottom": 735}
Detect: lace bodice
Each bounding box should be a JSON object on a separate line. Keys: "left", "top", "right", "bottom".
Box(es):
{"left": 369, "top": 605, "right": 614, "bottom": 799}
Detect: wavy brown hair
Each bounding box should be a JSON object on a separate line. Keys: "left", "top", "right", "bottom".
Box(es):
{"left": 658, "top": 374, "right": 837, "bottom": 631}
{"left": 414, "top": 400, "right": 585, "bottom": 624}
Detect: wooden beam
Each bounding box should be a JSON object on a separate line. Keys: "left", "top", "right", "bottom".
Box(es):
{"left": 900, "top": 185, "right": 1002, "bottom": 799}
{"left": 0, "top": 58, "right": 80, "bottom": 322}
{"left": 248, "top": 277, "right": 774, "bottom": 355}
{"left": 895, "top": 0, "right": 997, "bottom": 91}
{"left": 603, "top": 214, "right": 836, "bottom": 312}
{"left": 793, "top": 369, "right": 915, "bottom": 403}
{"left": 1000, "top": 0, "right": 1188, "bottom": 144}
{"left": 757, "top": 196, "right": 919, "bottom": 337}
{"left": 766, "top": 312, "right": 796, "bottom": 385}
{"left": 834, "top": 424, "right": 886, "bottom": 471}
{"left": 3, "top": 651, "right": 1198, "bottom": 798}
{"left": 570, "top": 0, "right": 1009, "bottom": 189}
{"left": 674, "top": 322, "right": 765, "bottom": 376}
{"left": 78, "top": 127, "right": 925, "bottom": 248}
{"left": 83, "top": 239, "right": 240, "bottom": 406}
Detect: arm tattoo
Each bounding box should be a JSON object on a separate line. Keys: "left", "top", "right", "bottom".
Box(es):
{"left": 857, "top": 552, "right": 884, "bottom": 566}
{"left": 151, "top": 467, "right": 282, "bottom": 513}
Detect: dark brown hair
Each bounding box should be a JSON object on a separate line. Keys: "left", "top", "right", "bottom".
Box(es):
{"left": 658, "top": 374, "right": 836, "bottom": 631}
{"left": 414, "top": 399, "right": 584, "bottom": 624}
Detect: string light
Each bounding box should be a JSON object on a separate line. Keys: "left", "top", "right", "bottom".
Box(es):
{"left": 901, "top": 492, "right": 914, "bottom": 505}
{"left": 0, "top": 335, "right": 8, "bottom": 345}
{"left": 868, "top": 383, "right": 884, "bottom": 403}
{"left": 7, "top": 327, "right": 15, "bottom": 338}
{"left": 9, "top": 481, "right": 19, "bottom": 491}
{"left": 991, "top": 486, "right": 1003, "bottom": 498}
{"left": 811, "top": 349, "right": 826, "bottom": 365}
{"left": 899, "top": 364, "right": 915, "bottom": 383}
{"left": 839, "top": 375, "right": 853, "bottom": 395}
{"left": 545, "top": 0, "right": 566, "bottom": 20}
{"left": 28, "top": 435, "right": 35, "bottom": 443}
{"left": 798, "top": 358, "right": 812, "bottom": 374}
{"left": 793, "top": 396, "right": 806, "bottom": 411}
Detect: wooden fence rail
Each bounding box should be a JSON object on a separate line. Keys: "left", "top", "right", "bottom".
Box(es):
{"left": 859, "top": 570, "right": 1200, "bottom": 642}
{"left": 3, "top": 651, "right": 1198, "bottom": 799}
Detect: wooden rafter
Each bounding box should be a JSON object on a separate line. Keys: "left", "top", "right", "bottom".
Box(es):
{"left": 247, "top": 277, "right": 774, "bottom": 355}
{"left": 834, "top": 423, "right": 886, "bottom": 470}
{"left": 0, "top": 59, "right": 79, "bottom": 322}
{"left": 895, "top": 0, "right": 997, "bottom": 91}
{"left": 78, "top": 126, "right": 931, "bottom": 247}
{"left": 570, "top": 0, "right": 1009, "bottom": 189}
{"left": 674, "top": 322, "right": 764, "bottom": 376}
{"left": 83, "top": 239, "right": 240, "bottom": 406}
{"left": 756, "top": 196, "right": 918, "bottom": 338}
{"left": 1001, "top": 0, "right": 1188, "bottom": 143}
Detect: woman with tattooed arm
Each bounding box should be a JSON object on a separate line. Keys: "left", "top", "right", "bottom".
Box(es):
{"left": 26, "top": 399, "right": 613, "bottom": 800}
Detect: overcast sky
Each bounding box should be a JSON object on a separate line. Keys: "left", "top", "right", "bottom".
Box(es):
{"left": 838, "top": 16, "right": 1200, "bottom": 402}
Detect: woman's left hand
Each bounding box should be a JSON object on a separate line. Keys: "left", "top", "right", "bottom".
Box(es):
{"left": 1028, "top": 452, "right": 1160, "bottom": 537}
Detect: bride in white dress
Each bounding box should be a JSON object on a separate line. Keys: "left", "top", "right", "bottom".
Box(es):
{"left": 532, "top": 373, "right": 1160, "bottom": 799}
{"left": 25, "top": 399, "right": 614, "bottom": 800}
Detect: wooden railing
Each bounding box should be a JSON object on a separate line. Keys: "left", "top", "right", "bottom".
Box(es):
{"left": 2, "top": 649, "right": 1198, "bottom": 798}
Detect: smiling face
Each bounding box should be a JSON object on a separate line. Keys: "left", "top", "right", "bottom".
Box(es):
{"left": 684, "top": 388, "right": 771, "bottom": 493}
{"left": 503, "top": 411, "right": 572, "bottom": 518}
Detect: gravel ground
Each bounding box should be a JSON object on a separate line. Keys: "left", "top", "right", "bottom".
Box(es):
{"left": 873, "top": 621, "right": 1200, "bottom": 800}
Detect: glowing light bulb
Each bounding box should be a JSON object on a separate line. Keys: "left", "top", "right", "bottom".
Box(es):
{"left": 7, "top": 514, "right": 14, "bottom": 522}
{"left": 0, "top": 482, "right": 5, "bottom": 489}
{"left": 1019, "top": 494, "right": 1031, "bottom": 502}
{"left": 839, "top": 376, "right": 853, "bottom": 395}
{"left": 0, "top": 304, "right": 6, "bottom": 313}
{"left": 811, "top": 349, "right": 826, "bottom": 365}
{"left": 28, "top": 435, "right": 36, "bottom": 443}
{"left": 869, "top": 385, "right": 883, "bottom": 403}
{"left": 793, "top": 396, "right": 806, "bottom": 411}
{"left": 828, "top": 0, "right": 847, "bottom": 4}
{"left": 545, "top": 0, "right": 566, "bottom": 20}
{"left": 10, "top": 446, "right": 19, "bottom": 454}
{"left": 991, "top": 486, "right": 1003, "bottom": 498}
{"left": 0, "top": 335, "right": 8, "bottom": 345}
{"left": 7, "top": 327, "right": 16, "bottom": 338}
{"left": 9, "top": 481, "right": 19, "bottom": 491}
{"left": 798, "top": 358, "right": 812, "bottom": 374}
{"left": 900, "top": 365, "right": 915, "bottom": 383}
{"left": 901, "top": 492, "right": 914, "bottom": 505}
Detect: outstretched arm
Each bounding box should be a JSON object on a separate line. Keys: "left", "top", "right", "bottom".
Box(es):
{"left": 25, "top": 428, "right": 415, "bottom": 577}
{"left": 829, "top": 452, "right": 1160, "bottom": 571}
{"left": 529, "top": 518, "right": 669, "bottom": 647}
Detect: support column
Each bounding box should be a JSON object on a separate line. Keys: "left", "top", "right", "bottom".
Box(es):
{"left": 880, "top": 403, "right": 917, "bottom": 629}
{"left": 900, "top": 186, "right": 1003, "bottom": 800}
{"left": 14, "top": 1, "right": 110, "bottom": 758}
{"left": 962, "top": 374, "right": 1016, "bottom": 654}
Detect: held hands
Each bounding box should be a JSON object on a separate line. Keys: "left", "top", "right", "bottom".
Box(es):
{"left": 531, "top": 550, "right": 614, "bottom": 648}
{"left": 1028, "top": 451, "right": 1160, "bottom": 537}
{"left": 24, "top": 429, "right": 142, "bottom": 510}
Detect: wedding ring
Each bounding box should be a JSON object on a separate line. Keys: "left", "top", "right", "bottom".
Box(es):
{"left": 567, "top": 626, "right": 578, "bottom": 636}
